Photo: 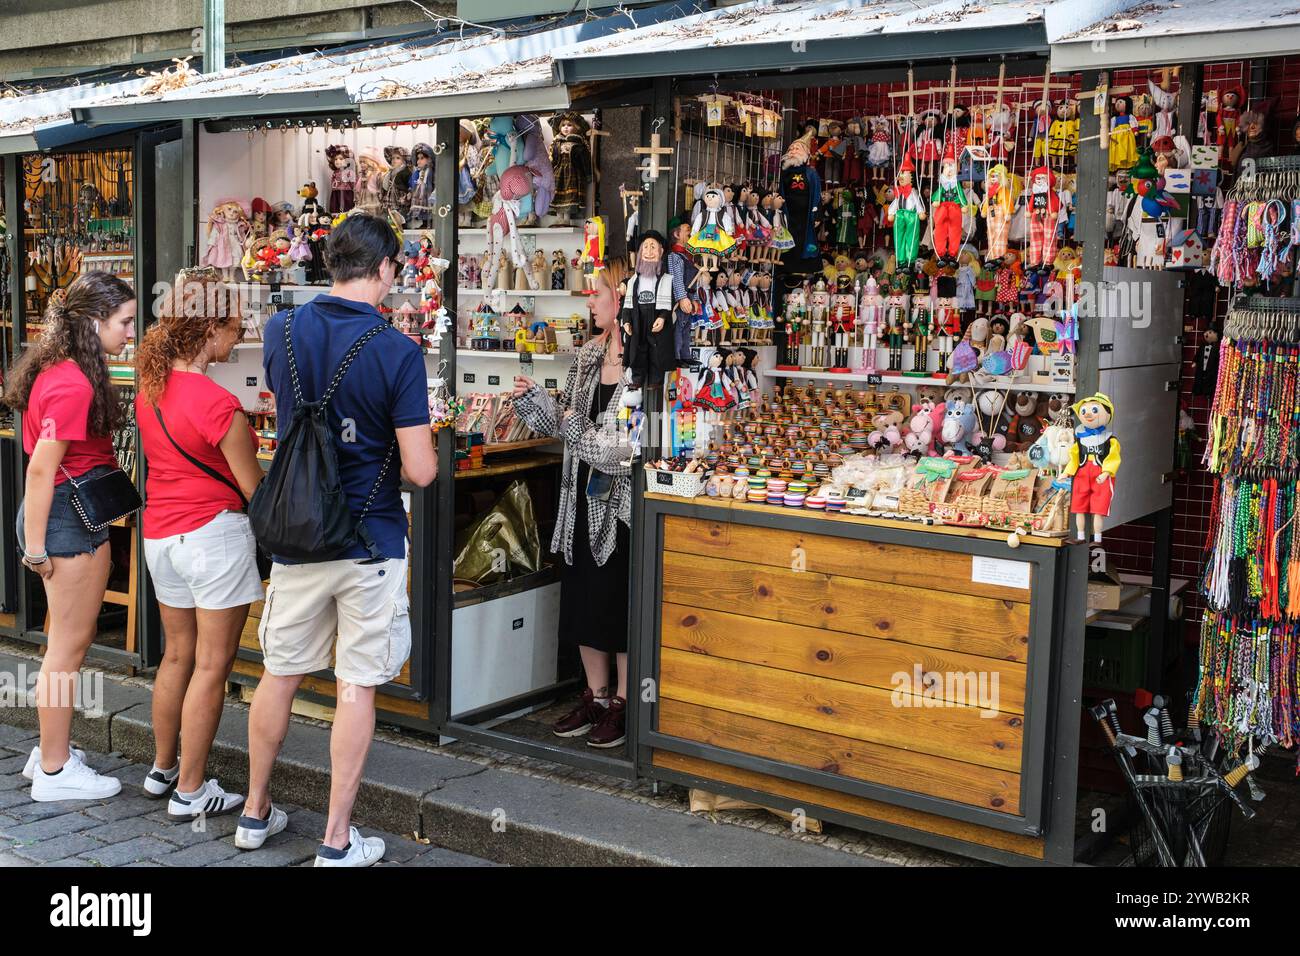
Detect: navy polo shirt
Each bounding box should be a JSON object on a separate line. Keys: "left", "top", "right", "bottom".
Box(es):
{"left": 263, "top": 295, "right": 428, "bottom": 562}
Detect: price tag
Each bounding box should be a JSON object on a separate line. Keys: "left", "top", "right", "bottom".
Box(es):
{"left": 245, "top": 377, "right": 258, "bottom": 387}
{"left": 866, "top": 373, "right": 883, "bottom": 386}
{"left": 488, "top": 375, "right": 500, "bottom": 386}
{"left": 846, "top": 488, "right": 867, "bottom": 499}
{"left": 976, "top": 439, "right": 995, "bottom": 460}
{"left": 463, "top": 372, "right": 476, "bottom": 384}
{"left": 545, "top": 378, "right": 558, "bottom": 389}
{"left": 1093, "top": 89, "right": 1106, "bottom": 115}
{"left": 269, "top": 280, "right": 282, "bottom": 293}
{"left": 269, "top": 293, "right": 283, "bottom": 307}
{"left": 655, "top": 471, "right": 675, "bottom": 486}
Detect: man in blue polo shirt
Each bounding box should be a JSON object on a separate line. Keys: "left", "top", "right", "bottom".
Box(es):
{"left": 236, "top": 212, "right": 437, "bottom": 867}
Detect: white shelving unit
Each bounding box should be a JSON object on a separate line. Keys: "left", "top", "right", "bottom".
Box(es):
{"left": 761, "top": 365, "right": 1075, "bottom": 394}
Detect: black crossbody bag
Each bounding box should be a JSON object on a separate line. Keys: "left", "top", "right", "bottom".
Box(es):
{"left": 59, "top": 464, "right": 142, "bottom": 532}
{"left": 153, "top": 406, "right": 274, "bottom": 580}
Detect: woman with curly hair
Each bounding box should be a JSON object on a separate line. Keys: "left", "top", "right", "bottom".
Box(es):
{"left": 132, "top": 268, "right": 263, "bottom": 818}
{"left": 3, "top": 272, "right": 136, "bottom": 801}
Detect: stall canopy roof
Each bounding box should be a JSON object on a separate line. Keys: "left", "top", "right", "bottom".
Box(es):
{"left": 1047, "top": 0, "right": 1300, "bottom": 72}
{"left": 0, "top": 75, "right": 150, "bottom": 154}
{"left": 551, "top": 0, "right": 1052, "bottom": 83}
{"left": 347, "top": 2, "right": 698, "bottom": 123}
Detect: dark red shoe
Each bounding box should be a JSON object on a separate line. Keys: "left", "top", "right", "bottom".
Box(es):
{"left": 586, "top": 696, "right": 626, "bottom": 749}
{"left": 553, "top": 688, "right": 606, "bottom": 738}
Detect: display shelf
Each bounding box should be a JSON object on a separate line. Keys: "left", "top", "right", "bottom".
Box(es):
{"left": 231, "top": 282, "right": 421, "bottom": 297}
{"left": 760, "top": 367, "right": 1075, "bottom": 394}
{"left": 481, "top": 437, "right": 558, "bottom": 456}
{"left": 454, "top": 452, "right": 562, "bottom": 481}
{"left": 454, "top": 348, "right": 574, "bottom": 362}
{"left": 452, "top": 226, "right": 584, "bottom": 237}
{"left": 459, "top": 287, "right": 587, "bottom": 298}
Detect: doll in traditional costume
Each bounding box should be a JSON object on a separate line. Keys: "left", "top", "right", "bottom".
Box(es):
{"left": 249, "top": 197, "right": 271, "bottom": 241}
{"left": 913, "top": 109, "right": 943, "bottom": 183}
{"left": 779, "top": 138, "right": 823, "bottom": 260}
{"left": 695, "top": 349, "right": 736, "bottom": 412}
{"left": 995, "top": 250, "right": 1023, "bottom": 312}
{"left": 1216, "top": 86, "right": 1245, "bottom": 171}
{"left": 981, "top": 163, "right": 1017, "bottom": 263}
{"left": 1047, "top": 100, "right": 1077, "bottom": 172}
{"left": 549, "top": 111, "right": 592, "bottom": 222}
{"left": 866, "top": 115, "right": 893, "bottom": 181}
{"left": 406, "top": 142, "right": 435, "bottom": 229}
{"left": 550, "top": 250, "right": 567, "bottom": 290}
{"left": 1030, "top": 99, "right": 1051, "bottom": 163}
{"left": 887, "top": 153, "right": 926, "bottom": 268}
{"left": 1063, "top": 393, "right": 1120, "bottom": 542}
{"left": 930, "top": 143, "right": 968, "bottom": 267}
{"left": 305, "top": 213, "right": 332, "bottom": 284}
{"left": 687, "top": 184, "right": 737, "bottom": 272}
{"left": 769, "top": 191, "right": 796, "bottom": 253}
{"left": 621, "top": 230, "right": 677, "bottom": 386}
{"left": 325, "top": 144, "right": 356, "bottom": 215}
{"left": 381, "top": 146, "right": 412, "bottom": 224}
{"left": 355, "top": 147, "right": 388, "bottom": 215}
{"left": 667, "top": 214, "right": 701, "bottom": 365}
{"left": 1109, "top": 96, "right": 1139, "bottom": 172}
{"left": 1026, "top": 166, "right": 1062, "bottom": 269}
{"left": 579, "top": 216, "right": 607, "bottom": 291}
{"left": 203, "top": 199, "right": 250, "bottom": 280}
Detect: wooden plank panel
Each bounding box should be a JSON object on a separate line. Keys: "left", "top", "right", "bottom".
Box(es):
{"left": 660, "top": 648, "right": 1023, "bottom": 772}
{"left": 661, "top": 603, "right": 1025, "bottom": 714}
{"left": 659, "top": 698, "right": 1020, "bottom": 813}
{"left": 662, "top": 550, "right": 1030, "bottom": 663}
{"left": 230, "top": 658, "right": 424, "bottom": 717}
{"left": 653, "top": 749, "right": 1045, "bottom": 858}
{"left": 663, "top": 515, "right": 1032, "bottom": 603}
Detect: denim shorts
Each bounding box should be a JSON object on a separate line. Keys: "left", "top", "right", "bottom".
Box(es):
{"left": 16, "top": 463, "right": 115, "bottom": 559}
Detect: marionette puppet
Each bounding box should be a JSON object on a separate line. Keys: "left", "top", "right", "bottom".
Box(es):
{"left": 816, "top": 119, "right": 846, "bottom": 184}
{"left": 779, "top": 138, "right": 823, "bottom": 262}
{"left": 579, "top": 216, "right": 607, "bottom": 292}
{"left": 621, "top": 230, "right": 677, "bottom": 387}
{"left": 407, "top": 142, "right": 436, "bottom": 229}
{"left": 547, "top": 112, "right": 592, "bottom": 223}
{"left": 325, "top": 144, "right": 356, "bottom": 215}
{"left": 1109, "top": 96, "right": 1140, "bottom": 173}
{"left": 687, "top": 184, "right": 737, "bottom": 273}
{"left": 956, "top": 247, "right": 978, "bottom": 312}
{"left": 1063, "top": 393, "right": 1121, "bottom": 542}
{"left": 866, "top": 115, "right": 893, "bottom": 182}
{"left": 1026, "top": 166, "right": 1063, "bottom": 270}
{"left": 667, "top": 215, "right": 703, "bottom": 361}
{"left": 887, "top": 153, "right": 927, "bottom": 268}
{"left": 1030, "top": 99, "right": 1051, "bottom": 163}
{"left": 203, "top": 199, "right": 250, "bottom": 281}
{"left": 914, "top": 109, "right": 943, "bottom": 183}
{"left": 981, "top": 163, "right": 1017, "bottom": 264}
{"left": 1193, "top": 320, "right": 1222, "bottom": 396}
{"left": 930, "top": 143, "right": 969, "bottom": 267}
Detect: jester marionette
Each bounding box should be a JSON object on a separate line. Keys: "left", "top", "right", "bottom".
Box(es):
{"left": 930, "top": 142, "right": 968, "bottom": 267}
{"left": 1063, "top": 393, "right": 1121, "bottom": 543}
{"left": 887, "top": 153, "right": 926, "bottom": 267}
{"left": 1025, "top": 165, "right": 1062, "bottom": 270}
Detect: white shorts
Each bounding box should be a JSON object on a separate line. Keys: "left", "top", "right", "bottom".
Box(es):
{"left": 144, "top": 510, "right": 265, "bottom": 611}
{"left": 257, "top": 556, "right": 411, "bottom": 687}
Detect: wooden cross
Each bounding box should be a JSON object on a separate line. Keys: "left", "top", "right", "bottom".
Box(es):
{"left": 634, "top": 132, "right": 674, "bottom": 181}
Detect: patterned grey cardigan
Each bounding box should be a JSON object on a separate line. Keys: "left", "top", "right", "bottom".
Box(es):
{"left": 513, "top": 337, "right": 634, "bottom": 567}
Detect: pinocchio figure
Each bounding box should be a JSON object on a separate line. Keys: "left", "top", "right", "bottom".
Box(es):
{"left": 1063, "top": 393, "right": 1121, "bottom": 542}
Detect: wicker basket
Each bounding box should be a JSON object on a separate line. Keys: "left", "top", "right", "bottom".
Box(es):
{"left": 645, "top": 466, "right": 708, "bottom": 498}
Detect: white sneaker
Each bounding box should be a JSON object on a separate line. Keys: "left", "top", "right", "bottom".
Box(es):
{"left": 21, "top": 745, "right": 86, "bottom": 781}
{"left": 234, "top": 804, "right": 288, "bottom": 850}
{"left": 313, "top": 826, "right": 385, "bottom": 867}
{"left": 142, "top": 763, "right": 179, "bottom": 798}
{"left": 166, "top": 779, "right": 244, "bottom": 820}
{"left": 30, "top": 753, "right": 122, "bottom": 802}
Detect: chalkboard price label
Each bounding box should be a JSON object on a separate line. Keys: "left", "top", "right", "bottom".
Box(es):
{"left": 545, "top": 378, "right": 558, "bottom": 389}
{"left": 655, "top": 471, "right": 675, "bottom": 486}
{"left": 976, "top": 439, "right": 995, "bottom": 460}
{"left": 512, "top": 618, "right": 524, "bottom": 630}
{"left": 846, "top": 488, "right": 867, "bottom": 499}
{"left": 463, "top": 372, "right": 476, "bottom": 384}
{"left": 269, "top": 293, "right": 283, "bottom": 307}
{"left": 866, "top": 373, "right": 883, "bottom": 386}
{"left": 245, "top": 377, "right": 258, "bottom": 387}
{"left": 488, "top": 375, "right": 500, "bottom": 385}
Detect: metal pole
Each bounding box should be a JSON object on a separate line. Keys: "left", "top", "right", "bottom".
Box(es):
{"left": 203, "top": 0, "right": 226, "bottom": 74}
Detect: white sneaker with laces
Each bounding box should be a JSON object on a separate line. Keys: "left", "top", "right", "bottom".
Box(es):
{"left": 313, "top": 826, "right": 386, "bottom": 867}
{"left": 166, "top": 778, "right": 244, "bottom": 820}
{"left": 234, "top": 805, "right": 288, "bottom": 850}
{"left": 142, "top": 763, "right": 179, "bottom": 798}
{"left": 21, "top": 745, "right": 86, "bottom": 781}
{"left": 30, "top": 753, "right": 122, "bottom": 802}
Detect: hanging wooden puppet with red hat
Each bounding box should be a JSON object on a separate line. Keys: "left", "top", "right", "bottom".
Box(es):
{"left": 930, "top": 141, "right": 968, "bottom": 268}
{"left": 886, "top": 151, "right": 926, "bottom": 267}
{"left": 1025, "top": 165, "right": 1062, "bottom": 270}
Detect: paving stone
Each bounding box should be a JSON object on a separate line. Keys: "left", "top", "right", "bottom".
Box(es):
{"left": 0, "top": 754, "right": 31, "bottom": 774}
{"left": 82, "top": 794, "right": 162, "bottom": 822}
{"left": 11, "top": 832, "right": 104, "bottom": 863}
{"left": 0, "top": 851, "right": 35, "bottom": 866}
{"left": 153, "top": 813, "right": 240, "bottom": 846}
{"left": 0, "top": 725, "right": 38, "bottom": 748}
{"left": 398, "top": 847, "right": 499, "bottom": 867}
{"left": 2, "top": 799, "right": 97, "bottom": 823}
{"left": 81, "top": 753, "right": 133, "bottom": 775}
{"left": 82, "top": 815, "right": 169, "bottom": 846}
{"left": 154, "top": 840, "right": 241, "bottom": 866}
{"left": 121, "top": 860, "right": 163, "bottom": 867}
{"left": 46, "top": 857, "right": 98, "bottom": 867}
{"left": 78, "top": 836, "right": 175, "bottom": 867}
{"left": 3, "top": 812, "right": 99, "bottom": 842}
{"left": 210, "top": 837, "right": 318, "bottom": 867}
{"left": 0, "top": 774, "right": 31, "bottom": 792}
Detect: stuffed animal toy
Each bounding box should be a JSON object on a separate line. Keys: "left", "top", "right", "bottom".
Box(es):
{"left": 1006, "top": 390, "right": 1046, "bottom": 450}
{"left": 868, "top": 410, "right": 905, "bottom": 452}
{"left": 941, "top": 398, "right": 1005, "bottom": 457}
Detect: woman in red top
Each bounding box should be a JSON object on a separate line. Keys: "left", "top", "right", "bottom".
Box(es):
{"left": 133, "top": 269, "right": 263, "bottom": 819}
{"left": 2, "top": 273, "right": 136, "bottom": 802}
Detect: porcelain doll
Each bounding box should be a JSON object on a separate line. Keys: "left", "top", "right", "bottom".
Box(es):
{"left": 287, "top": 223, "right": 311, "bottom": 265}
{"left": 406, "top": 142, "right": 435, "bottom": 228}
{"left": 687, "top": 184, "right": 737, "bottom": 272}
{"left": 1063, "top": 393, "right": 1120, "bottom": 542}
{"left": 1109, "top": 96, "right": 1139, "bottom": 172}
{"left": 355, "top": 147, "right": 388, "bottom": 215}
{"left": 549, "top": 111, "right": 592, "bottom": 222}
{"left": 550, "top": 250, "right": 567, "bottom": 290}
{"left": 203, "top": 199, "right": 250, "bottom": 280}
{"left": 325, "top": 144, "right": 356, "bottom": 215}
{"left": 886, "top": 154, "right": 926, "bottom": 267}
{"left": 249, "top": 197, "right": 271, "bottom": 240}
{"left": 380, "top": 146, "right": 411, "bottom": 223}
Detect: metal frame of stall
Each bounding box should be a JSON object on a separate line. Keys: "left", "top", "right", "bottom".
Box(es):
{"left": 551, "top": 12, "right": 1189, "bottom": 863}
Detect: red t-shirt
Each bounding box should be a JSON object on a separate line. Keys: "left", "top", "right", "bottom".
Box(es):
{"left": 136, "top": 371, "right": 256, "bottom": 539}
{"left": 23, "top": 360, "right": 118, "bottom": 484}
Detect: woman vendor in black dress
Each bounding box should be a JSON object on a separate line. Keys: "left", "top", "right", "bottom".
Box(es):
{"left": 512, "top": 259, "right": 635, "bottom": 748}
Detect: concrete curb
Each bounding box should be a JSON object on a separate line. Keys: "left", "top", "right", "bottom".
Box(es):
{"left": 0, "top": 649, "right": 883, "bottom": 867}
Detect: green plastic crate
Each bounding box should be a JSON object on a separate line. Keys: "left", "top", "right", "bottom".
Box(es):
{"left": 1083, "top": 615, "right": 1175, "bottom": 693}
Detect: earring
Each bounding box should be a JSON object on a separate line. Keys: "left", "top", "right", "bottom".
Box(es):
{"left": 93, "top": 319, "right": 100, "bottom": 333}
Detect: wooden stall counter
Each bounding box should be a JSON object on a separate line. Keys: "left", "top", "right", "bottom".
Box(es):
{"left": 637, "top": 490, "right": 1087, "bottom": 866}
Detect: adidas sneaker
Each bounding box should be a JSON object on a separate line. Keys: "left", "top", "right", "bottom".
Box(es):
{"left": 166, "top": 778, "right": 244, "bottom": 820}
{"left": 143, "top": 763, "right": 180, "bottom": 798}
{"left": 234, "top": 804, "right": 289, "bottom": 851}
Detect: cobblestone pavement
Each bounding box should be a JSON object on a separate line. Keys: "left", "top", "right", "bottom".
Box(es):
{"left": 0, "top": 725, "right": 493, "bottom": 868}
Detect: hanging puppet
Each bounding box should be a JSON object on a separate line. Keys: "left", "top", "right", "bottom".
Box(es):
{"left": 886, "top": 153, "right": 926, "bottom": 268}
{"left": 779, "top": 137, "right": 823, "bottom": 261}
{"left": 686, "top": 183, "right": 737, "bottom": 273}
{"left": 1063, "top": 393, "right": 1121, "bottom": 542}
{"left": 981, "top": 163, "right": 1017, "bottom": 264}
{"left": 621, "top": 230, "right": 677, "bottom": 387}
{"left": 930, "top": 142, "right": 968, "bottom": 267}
{"left": 1025, "top": 166, "right": 1062, "bottom": 270}
{"left": 1109, "top": 96, "right": 1140, "bottom": 172}
{"left": 866, "top": 115, "right": 893, "bottom": 182}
